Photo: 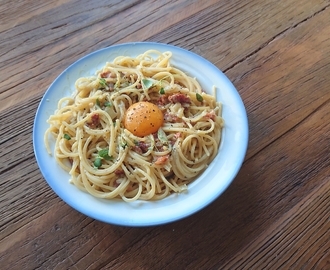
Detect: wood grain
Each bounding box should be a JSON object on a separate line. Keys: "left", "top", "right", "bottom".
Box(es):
{"left": 222, "top": 179, "right": 330, "bottom": 269}
{"left": 1, "top": 0, "right": 329, "bottom": 269}
{"left": 226, "top": 5, "right": 330, "bottom": 159}
{"left": 1, "top": 0, "right": 329, "bottom": 113}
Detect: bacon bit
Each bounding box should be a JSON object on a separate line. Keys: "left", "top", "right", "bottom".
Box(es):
{"left": 132, "top": 141, "right": 150, "bottom": 154}
{"left": 87, "top": 113, "right": 100, "bottom": 128}
{"left": 175, "top": 132, "right": 182, "bottom": 139}
{"left": 205, "top": 110, "right": 216, "bottom": 121}
{"left": 108, "top": 82, "right": 115, "bottom": 91}
{"left": 158, "top": 95, "right": 169, "bottom": 106}
{"left": 170, "top": 132, "right": 182, "bottom": 146}
{"left": 126, "top": 185, "right": 133, "bottom": 192}
{"left": 136, "top": 83, "right": 142, "bottom": 89}
{"left": 100, "top": 71, "right": 116, "bottom": 78}
{"left": 91, "top": 113, "right": 100, "bottom": 126}
{"left": 164, "top": 112, "right": 181, "bottom": 123}
{"left": 132, "top": 146, "right": 143, "bottom": 154}
{"left": 139, "top": 141, "right": 150, "bottom": 152}
{"left": 142, "top": 142, "right": 151, "bottom": 151}
{"left": 100, "top": 71, "right": 110, "bottom": 78}
{"left": 154, "top": 155, "right": 169, "bottom": 165}
{"left": 115, "top": 169, "right": 125, "bottom": 175}
{"left": 168, "top": 93, "right": 191, "bottom": 104}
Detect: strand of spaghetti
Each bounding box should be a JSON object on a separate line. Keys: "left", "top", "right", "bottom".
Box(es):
{"left": 181, "top": 135, "right": 204, "bottom": 163}
{"left": 120, "top": 184, "right": 143, "bottom": 202}
{"left": 44, "top": 128, "right": 53, "bottom": 154}
{"left": 82, "top": 168, "right": 130, "bottom": 199}
{"left": 58, "top": 138, "right": 79, "bottom": 158}
{"left": 173, "top": 139, "right": 209, "bottom": 173}
{"left": 155, "top": 168, "right": 180, "bottom": 192}
{"left": 134, "top": 167, "right": 156, "bottom": 200}
{"left": 172, "top": 151, "right": 208, "bottom": 179}
{"left": 54, "top": 125, "right": 72, "bottom": 172}
{"left": 152, "top": 184, "right": 170, "bottom": 200}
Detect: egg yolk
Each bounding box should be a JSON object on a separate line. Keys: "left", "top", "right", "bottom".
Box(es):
{"left": 124, "top": 102, "right": 164, "bottom": 137}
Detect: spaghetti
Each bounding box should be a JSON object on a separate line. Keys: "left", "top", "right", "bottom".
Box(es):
{"left": 45, "top": 50, "right": 224, "bottom": 201}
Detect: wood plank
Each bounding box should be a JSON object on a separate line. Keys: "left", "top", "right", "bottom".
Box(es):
{"left": 146, "top": 0, "right": 330, "bottom": 71}
{"left": 111, "top": 101, "right": 330, "bottom": 269}
{"left": 1, "top": 1, "right": 330, "bottom": 269}
{"left": 0, "top": 0, "right": 215, "bottom": 114}
{"left": 0, "top": 197, "right": 154, "bottom": 269}
{"left": 226, "top": 6, "right": 330, "bottom": 159}
{"left": 221, "top": 179, "right": 329, "bottom": 269}
{"left": 0, "top": 0, "right": 141, "bottom": 60}
{"left": 1, "top": 52, "right": 329, "bottom": 269}
{"left": 1, "top": 0, "right": 329, "bottom": 114}
{"left": 0, "top": 0, "right": 72, "bottom": 32}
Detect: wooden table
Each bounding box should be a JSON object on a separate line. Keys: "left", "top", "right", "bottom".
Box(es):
{"left": 1, "top": 0, "right": 329, "bottom": 269}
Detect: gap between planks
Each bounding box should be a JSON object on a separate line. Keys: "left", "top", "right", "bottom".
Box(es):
{"left": 222, "top": 4, "right": 330, "bottom": 74}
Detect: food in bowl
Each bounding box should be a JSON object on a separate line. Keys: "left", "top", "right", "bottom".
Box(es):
{"left": 44, "top": 50, "right": 224, "bottom": 201}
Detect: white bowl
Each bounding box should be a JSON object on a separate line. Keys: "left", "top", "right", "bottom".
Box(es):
{"left": 33, "top": 42, "right": 248, "bottom": 226}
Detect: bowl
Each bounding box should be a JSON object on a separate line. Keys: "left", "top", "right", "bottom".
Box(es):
{"left": 33, "top": 42, "right": 248, "bottom": 226}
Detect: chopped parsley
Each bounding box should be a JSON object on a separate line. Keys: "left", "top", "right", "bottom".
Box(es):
{"left": 98, "top": 149, "right": 113, "bottom": 160}
{"left": 93, "top": 157, "right": 102, "bottom": 168}
{"left": 96, "top": 98, "right": 101, "bottom": 108}
{"left": 104, "top": 101, "right": 112, "bottom": 107}
{"left": 94, "top": 148, "right": 113, "bottom": 169}
{"left": 196, "top": 93, "right": 203, "bottom": 102}
{"left": 159, "top": 87, "right": 165, "bottom": 95}
{"left": 133, "top": 140, "right": 139, "bottom": 146}
{"left": 142, "top": 78, "right": 153, "bottom": 89}
{"left": 157, "top": 127, "right": 168, "bottom": 144}
{"left": 63, "top": 134, "right": 71, "bottom": 140}
{"left": 99, "top": 78, "right": 107, "bottom": 88}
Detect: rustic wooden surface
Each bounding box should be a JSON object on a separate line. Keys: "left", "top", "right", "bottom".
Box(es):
{"left": 1, "top": 0, "right": 329, "bottom": 269}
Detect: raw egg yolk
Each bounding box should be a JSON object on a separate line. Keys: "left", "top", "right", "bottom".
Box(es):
{"left": 124, "top": 102, "right": 164, "bottom": 137}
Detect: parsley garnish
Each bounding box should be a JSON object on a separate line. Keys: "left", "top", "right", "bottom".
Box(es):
{"left": 157, "top": 128, "right": 168, "bottom": 144}
{"left": 93, "top": 157, "right": 102, "bottom": 168}
{"left": 159, "top": 87, "right": 165, "bottom": 95}
{"left": 99, "top": 78, "right": 107, "bottom": 88}
{"left": 142, "top": 79, "right": 153, "bottom": 89}
{"left": 93, "top": 149, "right": 113, "bottom": 169}
{"left": 63, "top": 134, "right": 71, "bottom": 140}
{"left": 104, "top": 101, "right": 112, "bottom": 107}
{"left": 196, "top": 93, "right": 203, "bottom": 102}
{"left": 96, "top": 98, "right": 101, "bottom": 107}
{"left": 98, "top": 149, "right": 113, "bottom": 161}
